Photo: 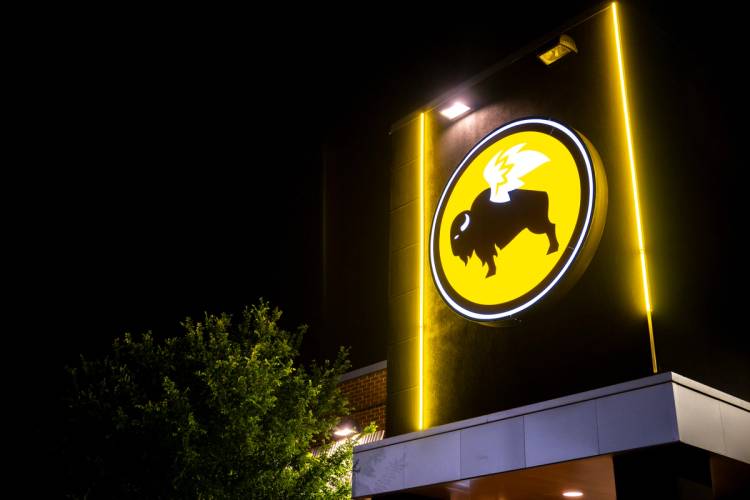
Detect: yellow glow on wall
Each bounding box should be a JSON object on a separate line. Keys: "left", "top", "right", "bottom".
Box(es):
{"left": 418, "top": 112, "right": 425, "bottom": 430}
{"left": 612, "top": 2, "right": 658, "bottom": 373}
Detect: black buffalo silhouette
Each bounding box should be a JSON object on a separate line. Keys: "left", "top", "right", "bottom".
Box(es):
{"left": 450, "top": 189, "right": 558, "bottom": 277}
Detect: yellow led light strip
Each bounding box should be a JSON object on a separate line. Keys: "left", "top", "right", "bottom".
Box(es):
{"left": 612, "top": 2, "right": 658, "bottom": 373}
{"left": 418, "top": 112, "right": 425, "bottom": 430}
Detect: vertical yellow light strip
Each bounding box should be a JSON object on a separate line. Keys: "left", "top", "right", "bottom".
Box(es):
{"left": 612, "top": 2, "right": 658, "bottom": 373}
{"left": 418, "top": 112, "right": 425, "bottom": 430}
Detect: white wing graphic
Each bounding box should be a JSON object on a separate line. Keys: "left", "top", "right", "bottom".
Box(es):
{"left": 483, "top": 143, "right": 550, "bottom": 203}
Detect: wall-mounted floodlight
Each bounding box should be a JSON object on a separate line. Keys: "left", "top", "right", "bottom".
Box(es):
{"left": 562, "top": 491, "right": 584, "bottom": 498}
{"left": 538, "top": 34, "right": 578, "bottom": 65}
{"left": 439, "top": 102, "right": 471, "bottom": 120}
{"left": 333, "top": 426, "right": 356, "bottom": 438}
{"left": 333, "top": 417, "right": 358, "bottom": 439}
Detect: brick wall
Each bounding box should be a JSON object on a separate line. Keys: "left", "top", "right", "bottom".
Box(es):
{"left": 339, "top": 368, "right": 387, "bottom": 434}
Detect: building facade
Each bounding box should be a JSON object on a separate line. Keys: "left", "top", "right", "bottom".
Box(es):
{"left": 354, "top": 3, "right": 749, "bottom": 498}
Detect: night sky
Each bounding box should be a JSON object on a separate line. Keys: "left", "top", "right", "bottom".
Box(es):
{"left": 21, "top": 2, "right": 743, "bottom": 409}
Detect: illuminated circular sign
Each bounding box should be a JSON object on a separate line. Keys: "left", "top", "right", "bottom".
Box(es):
{"left": 429, "top": 118, "right": 607, "bottom": 323}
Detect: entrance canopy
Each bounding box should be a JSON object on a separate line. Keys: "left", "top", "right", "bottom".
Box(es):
{"left": 353, "top": 373, "right": 749, "bottom": 498}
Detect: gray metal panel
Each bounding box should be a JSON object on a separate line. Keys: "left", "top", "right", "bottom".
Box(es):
{"left": 459, "top": 416, "right": 525, "bottom": 478}
{"left": 719, "top": 401, "right": 750, "bottom": 464}
{"left": 672, "top": 372, "right": 750, "bottom": 411}
{"left": 597, "top": 383, "right": 679, "bottom": 453}
{"left": 404, "top": 431, "right": 461, "bottom": 488}
{"left": 674, "top": 384, "right": 727, "bottom": 456}
{"left": 352, "top": 374, "right": 750, "bottom": 497}
{"left": 352, "top": 445, "right": 405, "bottom": 497}
{"left": 356, "top": 372, "right": 675, "bottom": 453}
{"left": 524, "top": 400, "right": 599, "bottom": 467}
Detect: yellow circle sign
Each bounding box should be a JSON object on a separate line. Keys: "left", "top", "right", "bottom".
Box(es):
{"left": 429, "top": 118, "right": 606, "bottom": 322}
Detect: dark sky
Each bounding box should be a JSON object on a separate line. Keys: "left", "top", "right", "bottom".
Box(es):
{"left": 21, "top": 2, "right": 742, "bottom": 387}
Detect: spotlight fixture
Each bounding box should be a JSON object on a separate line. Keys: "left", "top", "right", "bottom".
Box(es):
{"left": 439, "top": 102, "right": 471, "bottom": 120}
{"left": 562, "top": 491, "right": 584, "bottom": 497}
{"left": 333, "top": 427, "right": 356, "bottom": 438}
{"left": 538, "top": 34, "right": 578, "bottom": 65}
{"left": 333, "top": 417, "right": 358, "bottom": 438}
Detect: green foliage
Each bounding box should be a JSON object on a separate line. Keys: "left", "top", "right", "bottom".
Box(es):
{"left": 62, "top": 301, "right": 354, "bottom": 499}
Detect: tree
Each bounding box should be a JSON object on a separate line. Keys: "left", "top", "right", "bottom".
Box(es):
{"left": 62, "top": 301, "right": 354, "bottom": 499}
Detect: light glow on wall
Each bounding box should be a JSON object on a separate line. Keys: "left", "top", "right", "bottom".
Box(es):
{"left": 419, "top": 112, "right": 425, "bottom": 430}
{"left": 612, "top": 2, "right": 658, "bottom": 373}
